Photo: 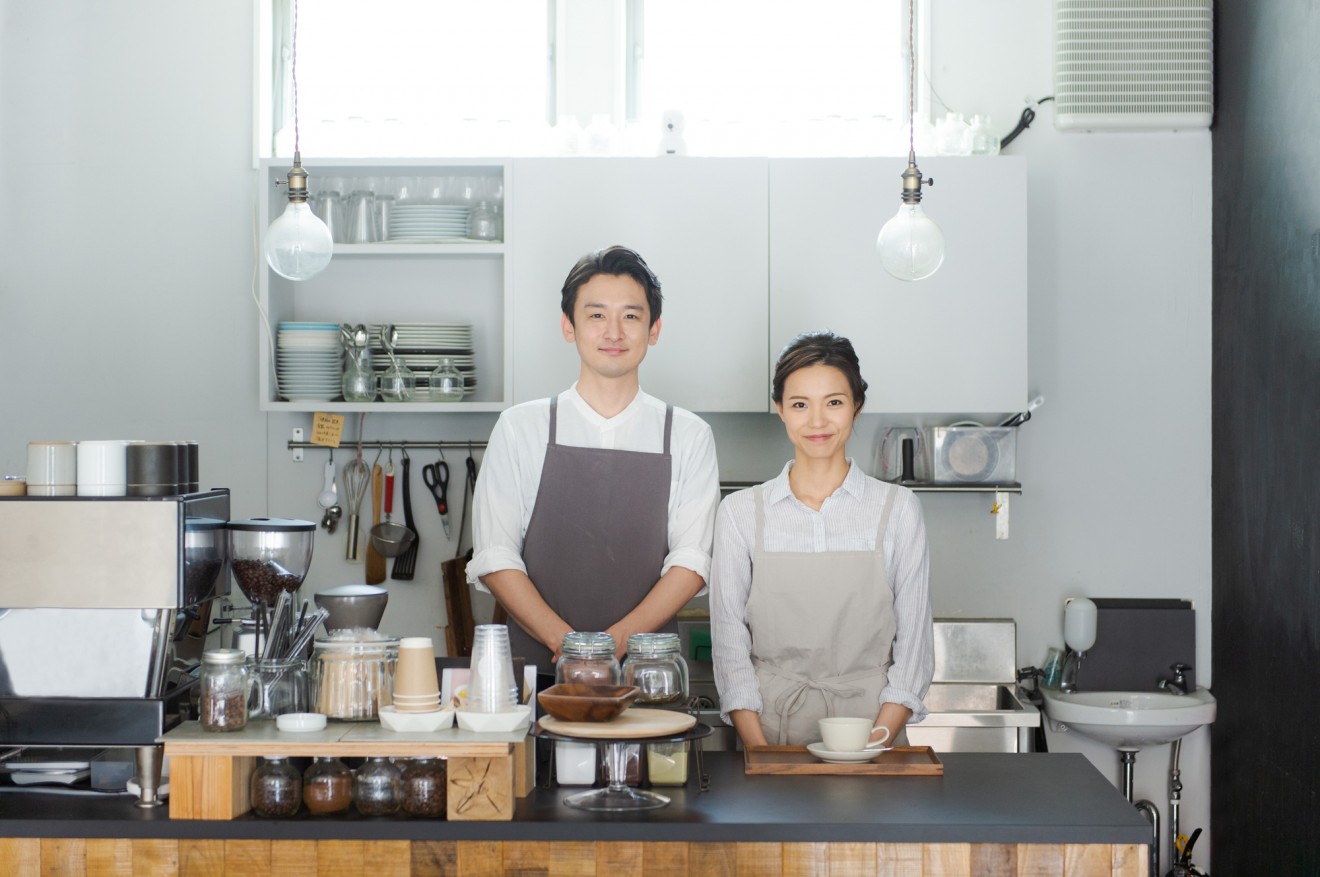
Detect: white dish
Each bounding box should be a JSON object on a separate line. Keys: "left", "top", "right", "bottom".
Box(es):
{"left": 379, "top": 705, "right": 455, "bottom": 733}
{"left": 276, "top": 712, "right": 328, "bottom": 733}
{"left": 455, "top": 703, "right": 532, "bottom": 733}
{"left": 805, "top": 742, "right": 893, "bottom": 763}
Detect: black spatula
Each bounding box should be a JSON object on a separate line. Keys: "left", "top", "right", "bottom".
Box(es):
{"left": 391, "top": 451, "right": 419, "bottom": 580}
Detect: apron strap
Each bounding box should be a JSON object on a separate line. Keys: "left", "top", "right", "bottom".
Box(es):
{"left": 753, "top": 484, "right": 765, "bottom": 552}
{"left": 875, "top": 483, "right": 897, "bottom": 545}
{"left": 663, "top": 404, "right": 674, "bottom": 455}
{"left": 547, "top": 396, "right": 559, "bottom": 446}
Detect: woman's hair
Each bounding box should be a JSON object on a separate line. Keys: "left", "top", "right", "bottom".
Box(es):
{"left": 771, "top": 331, "right": 868, "bottom": 411}
{"left": 560, "top": 245, "right": 663, "bottom": 325}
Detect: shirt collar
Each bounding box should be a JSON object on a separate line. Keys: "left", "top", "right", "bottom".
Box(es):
{"left": 767, "top": 458, "right": 867, "bottom": 505}
{"left": 564, "top": 382, "right": 647, "bottom": 428}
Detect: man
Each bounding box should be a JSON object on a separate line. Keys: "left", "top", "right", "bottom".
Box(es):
{"left": 469, "top": 245, "right": 720, "bottom": 671}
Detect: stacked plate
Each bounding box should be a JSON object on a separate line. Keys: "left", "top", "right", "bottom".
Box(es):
{"left": 276, "top": 322, "right": 341, "bottom": 402}
{"left": 387, "top": 204, "right": 470, "bottom": 242}
{"left": 370, "top": 323, "right": 477, "bottom": 400}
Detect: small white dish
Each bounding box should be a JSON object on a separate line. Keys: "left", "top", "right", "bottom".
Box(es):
{"left": 455, "top": 703, "right": 532, "bottom": 733}
{"left": 378, "top": 705, "right": 455, "bottom": 733}
{"left": 806, "top": 741, "right": 892, "bottom": 764}
{"left": 276, "top": 712, "right": 328, "bottom": 733}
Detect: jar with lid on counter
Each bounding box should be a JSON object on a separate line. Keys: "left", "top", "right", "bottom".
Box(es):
{"left": 624, "top": 633, "right": 690, "bottom": 786}
{"left": 623, "top": 633, "right": 688, "bottom": 707}
{"left": 554, "top": 631, "right": 620, "bottom": 786}
{"left": 400, "top": 757, "right": 446, "bottom": 818}
{"left": 250, "top": 756, "right": 301, "bottom": 818}
{"left": 309, "top": 633, "right": 398, "bottom": 720}
{"left": 200, "top": 648, "right": 251, "bottom": 731}
{"left": 353, "top": 756, "right": 402, "bottom": 816}
{"left": 303, "top": 756, "right": 352, "bottom": 815}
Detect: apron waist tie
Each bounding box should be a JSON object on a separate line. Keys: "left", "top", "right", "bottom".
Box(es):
{"left": 754, "top": 660, "right": 887, "bottom": 746}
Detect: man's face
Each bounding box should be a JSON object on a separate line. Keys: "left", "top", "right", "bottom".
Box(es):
{"left": 561, "top": 273, "right": 661, "bottom": 380}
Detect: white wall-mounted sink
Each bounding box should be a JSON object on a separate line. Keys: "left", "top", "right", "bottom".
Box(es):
{"left": 1041, "top": 687, "right": 1216, "bottom": 750}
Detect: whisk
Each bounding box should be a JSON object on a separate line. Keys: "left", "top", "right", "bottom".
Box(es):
{"left": 343, "top": 452, "right": 371, "bottom": 562}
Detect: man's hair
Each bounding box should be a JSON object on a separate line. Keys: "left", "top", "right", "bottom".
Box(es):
{"left": 560, "top": 246, "right": 663, "bottom": 326}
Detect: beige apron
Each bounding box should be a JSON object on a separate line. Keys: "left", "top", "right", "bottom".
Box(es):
{"left": 747, "top": 482, "right": 905, "bottom": 747}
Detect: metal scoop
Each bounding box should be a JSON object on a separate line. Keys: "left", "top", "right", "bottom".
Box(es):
{"left": 370, "top": 457, "right": 415, "bottom": 557}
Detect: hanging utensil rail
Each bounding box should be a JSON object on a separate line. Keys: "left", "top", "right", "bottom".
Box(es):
{"left": 288, "top": 440, "right": 487, "bottom": 456}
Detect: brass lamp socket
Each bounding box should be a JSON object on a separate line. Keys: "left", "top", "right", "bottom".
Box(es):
{"left": 899, "top": 151, "right": 934, "bottom": 205}
{"left": 281, "top": 152, "right": 311, "bottom": 204}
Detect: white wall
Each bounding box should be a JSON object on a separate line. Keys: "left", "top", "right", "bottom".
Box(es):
{"left": 0, "top": 0, "right": 1211, "bottom": 862}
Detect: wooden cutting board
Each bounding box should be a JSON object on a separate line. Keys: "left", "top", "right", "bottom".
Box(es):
{"left": 743, "top": 745, "right": 944, "bottom": 776}
{"left": 538, "top": 708, "right": 696, "bottom": 739}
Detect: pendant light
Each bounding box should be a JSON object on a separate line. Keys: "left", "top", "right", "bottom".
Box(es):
{"left": 876, "top": 0, "right": 944, "bottom": 282}
{"left": 265, "top": 0, "right": 333, "bottom": 281}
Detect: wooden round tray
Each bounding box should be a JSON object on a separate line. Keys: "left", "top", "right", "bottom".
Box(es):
{"left": 537, "top": 708, "right": 697, "bottom": 740}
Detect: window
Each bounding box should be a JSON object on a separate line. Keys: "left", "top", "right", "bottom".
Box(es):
{"left": 262, "top": 0, "right": 923, "bottom": 158}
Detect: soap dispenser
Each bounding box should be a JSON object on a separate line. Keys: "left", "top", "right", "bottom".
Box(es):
{"left": 1060, "top": 597, "right": 1097, "bottom": 692}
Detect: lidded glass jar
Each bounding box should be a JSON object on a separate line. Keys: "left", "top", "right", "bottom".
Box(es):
{"left": 353, "top": 756, "right": 402, "bottom": 816}
{"left": 556, "top": 632, "right": 620, "bottom": 685}
{"left": 623, "top": 633, "right": 688, "bottom": 707}
{"left": 310, "top": 634, "right": 398, "bottom": 720}
{"left": 250, "top": 756, "right": 301, "bottom": 817}
{"left": 400, "top": 757, "right": 446, "bottom": 818}
{"left": 200, "top": 648, "right": 251, "bottom": 731}
{"left": 303, "top": 756, "right": 352, "bottom": 815}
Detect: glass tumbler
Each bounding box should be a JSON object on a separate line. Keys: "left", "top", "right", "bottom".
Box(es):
{"left": 342, "top": 350, "right": 376, "bottom": 402}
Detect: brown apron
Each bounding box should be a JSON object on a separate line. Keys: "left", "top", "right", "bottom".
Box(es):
{"left": 747, "top": 483, "right": 904, "bottom": 746}
{"left": 513, "top": 396, "right": 674, "bottom": 670}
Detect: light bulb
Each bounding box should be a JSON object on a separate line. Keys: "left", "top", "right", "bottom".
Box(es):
{"left": 877, "top": 203, "right": 945, "bottom": 282}
{"left": 265, "top": 200, "right": 333, "bottom": 281}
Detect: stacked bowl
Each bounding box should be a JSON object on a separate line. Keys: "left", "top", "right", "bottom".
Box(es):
{"left": 276, "top": 323, "right": 342, "bottom": 402}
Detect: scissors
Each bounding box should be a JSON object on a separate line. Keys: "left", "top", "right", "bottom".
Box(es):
{"left": 422, "top": 458, "right": 451, "bottom": 539}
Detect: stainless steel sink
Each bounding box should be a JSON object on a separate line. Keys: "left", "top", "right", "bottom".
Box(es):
{"left": 907, "top": 683, "right": 1040, "bottom": 753}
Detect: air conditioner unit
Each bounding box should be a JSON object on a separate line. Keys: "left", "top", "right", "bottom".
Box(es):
{"left": 1054, "top": 0, "right": 1213, "bottom": 131}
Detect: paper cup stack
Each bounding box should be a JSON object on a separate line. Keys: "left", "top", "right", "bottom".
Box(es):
{"left": 392, "top": 637, "right": 441, "bottom": 713}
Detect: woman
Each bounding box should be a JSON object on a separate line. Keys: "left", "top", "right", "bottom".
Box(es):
{"left": 710, "top": 332, "right": 934, "bottom": 748}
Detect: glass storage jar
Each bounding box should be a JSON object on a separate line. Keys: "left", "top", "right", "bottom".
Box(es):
{"left": 342, "top": 349, "right": 375, "bottom": 402}
{"left": 400, "top": 757, "right": 446, "bottom": 818}
{"left": 310, "top": 635, "right": 398, "bottom": 720}
{"left": 623, "top": 633, "right": 688, "bottom": 707}
{"left": 303, "top": 756, "right": 352, "bottom": 815}
{"left": 556, "top": 632, "right": 620, "bottom": 685}
{"left": 250, "top": 756, "right": 301, "bottom": 817}
{"left": 353, "top": 756, "right": 402, "bottom": 816}
{"left": 200, "top": 648, "right": 251, "bottom": 732}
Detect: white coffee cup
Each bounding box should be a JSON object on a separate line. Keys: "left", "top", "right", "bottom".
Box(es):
{"left": 818, "top": 717, "right": 891, "bottom": 752}
{"left": 27, "top": 441, "right": 77, "bottom": 496}
{"left": 76, "top": 440, "right": 130, "bottom": 496}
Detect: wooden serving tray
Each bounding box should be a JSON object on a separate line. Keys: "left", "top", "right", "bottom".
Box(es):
{"left": 743, "top": 745, "right": 944, "bottom": 776}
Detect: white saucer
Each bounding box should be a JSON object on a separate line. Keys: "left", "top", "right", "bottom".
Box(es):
{"left": 806, "top": 742, "right": 893, "bottom": 763}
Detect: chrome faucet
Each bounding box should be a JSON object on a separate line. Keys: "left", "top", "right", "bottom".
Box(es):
{"left": 1157, "top": 662, "right": 1193, "bottom": 695}
{"left": 1059, "top": 649, "right": 1086, "bottom": 693}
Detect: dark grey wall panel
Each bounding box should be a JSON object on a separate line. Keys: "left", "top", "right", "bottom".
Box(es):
{"left": 1212, "top": 3, "right": 1320, "bottom": 873}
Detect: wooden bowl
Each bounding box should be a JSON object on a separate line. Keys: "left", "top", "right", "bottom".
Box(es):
{"left": 537, "top": 684, "right": 640, "bottom": 723}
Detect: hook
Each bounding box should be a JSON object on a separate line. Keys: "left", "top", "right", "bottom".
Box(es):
{"left": 400, "top": 441, "right": 409, "bottom": 462}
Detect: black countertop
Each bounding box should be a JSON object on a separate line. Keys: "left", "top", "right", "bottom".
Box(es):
{"left": 0, "top": 752, "right": 1149, "bottom": 845}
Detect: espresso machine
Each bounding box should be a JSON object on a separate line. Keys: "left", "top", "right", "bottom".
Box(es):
{"left": 0, "top": 490, "right": 230, "bottom": 806}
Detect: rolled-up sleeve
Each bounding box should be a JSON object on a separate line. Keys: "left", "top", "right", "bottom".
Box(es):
{"left": 660, "top": 418, "right": 720, "bottom": 589}
{"left": 879, "top": 491, "right": 935, "bottom": 722}
{"left": 468, "top": 413, "right": 529, "bottom": 590}
{"left": 709, "top": 493, "right": 761, "bottom": 724}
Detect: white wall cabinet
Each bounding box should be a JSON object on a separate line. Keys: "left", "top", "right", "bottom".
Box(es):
{"left": 256, "top": 158, "right": 513, "bottom": 412}
{"left": 769, "top": 157, "right": 1028, "bottom": 414}
{"left": 509, "top": 158, "right": 770, "bottom": 412}
{"left": 256, "top": 157, "right": 1026, "bottom": 416}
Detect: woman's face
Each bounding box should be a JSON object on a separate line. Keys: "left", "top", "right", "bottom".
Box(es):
{"left": 775, "top": 363, "right": 858, "bottom": 461}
